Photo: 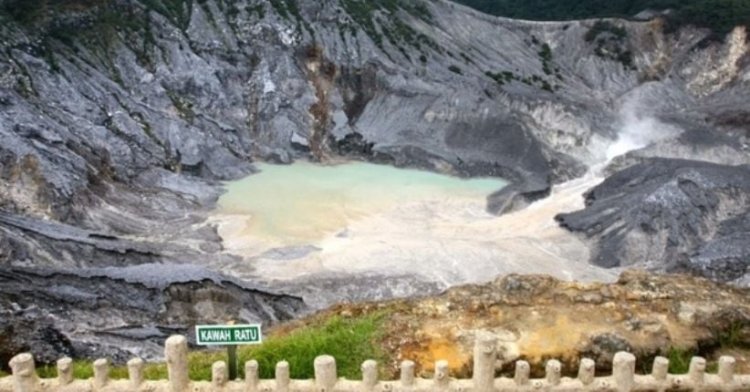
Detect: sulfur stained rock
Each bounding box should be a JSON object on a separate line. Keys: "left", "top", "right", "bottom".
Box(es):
{"left": 299, "top": 270, "right": 750, "bottom": 377}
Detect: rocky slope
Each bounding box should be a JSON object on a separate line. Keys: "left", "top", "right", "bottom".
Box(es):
{"left": 0, "top": 264, "right": 306, "bottom": 366}
{"left": 0, "top": 0, "right": 749, "bottom": 365}
{"left": 288, "top": 270, "right": 750, "bottom": 377}
{"left": 556, "top": 159, "right": 750, "bottom": 283}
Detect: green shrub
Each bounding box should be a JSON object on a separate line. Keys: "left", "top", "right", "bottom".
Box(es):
{"left": 538, "top": 43, "right": 552, "bottom": 62}
{"left": 538, "top": 43, "right": 553, "bottom": 75}
{"left": 1, "top": 0, "right": 47, "bottom": 24}
{"left": 585, "top": 21, "right": 627, "bottom": 43}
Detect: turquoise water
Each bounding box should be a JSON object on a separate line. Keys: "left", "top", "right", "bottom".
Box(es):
{"left": 217, "top": 161, "right": 507, "bottom": 244}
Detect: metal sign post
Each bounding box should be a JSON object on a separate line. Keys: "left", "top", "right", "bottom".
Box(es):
{"left": 227, "top": 345, "right": 238, "bottom": 380}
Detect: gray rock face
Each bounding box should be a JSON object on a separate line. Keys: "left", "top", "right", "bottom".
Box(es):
{"left": 0, "top": 266, "right": 306, "bottom": 364}
{"left": 487, "top": 176, "right": 552, "bottom": 215}
{"left": 273, "top": 272, "right": 444, "bottom": 310}
{"left": 691, "top": 212, "right": 750, "bottom": 282}
{"left": 0, "top": 0, "right": 746, "bottom": 235}
{"left": 556, "top": 158, "right": 750, "bottom": 281}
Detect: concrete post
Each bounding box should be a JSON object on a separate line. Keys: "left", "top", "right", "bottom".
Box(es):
{"left": 513, "top": 361, "right": 530, "bottom": 386}
{"left": 212, "top": 361, "right": 228, "bottom": 390}
{"left": 245, "top": 360, "right": 259, "bottom": 391}
{"left": 275, "top": 361, "right": 290, "bottom": 392}
{"left": 472, "top": 333, "right": 497, "bottom": 392}
{"left": 314, "top": 356, "right": 337, "bottom": 391}
{"left": 651, "top": 356, "right": 669, "bottom": 381}
{"left": 362, "top": 360, "right": 378, "bottom": 390}
{"left": 578, "top": 358, "right": 595, "bottom": 386}
{"left": 9, "top": 353, "right": 39, "bottom": 392}
{"left": 433, "top": 360, "right": 450, "bottom": 389}
{"left": 165, "top": 335, "right": 189, "bottom": 392}
{"left": 93, "top": 358, "right": 109, "bottom": 390}
{"left": 400, "top": 360, "right": 415, "bottom": 387}
{"left": 718, "top": 356, "right": 735, "bottom": 383}
{"left": 545, "top": 360, "right": 561, "bottom": 386}
{"left": 612, "top": 352, "right": 636, "bottom": 392}
{"left": 127, "top": 358, "right": 144, "bottom": 390}
{"left": 688, "top": 357, "right": 706, "bottom": 385}
{"left": 56, "top": 358, "right": 73, "bottom": 386}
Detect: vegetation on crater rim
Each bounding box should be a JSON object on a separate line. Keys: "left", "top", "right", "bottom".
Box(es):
{"left": 22, "top": 313, "right": 387, "bottom": 381}
{"left": 2, "top": 0, "right": 444, "bottom": 64}
{"left": 4, "top": 0, "right": 749, "bottom": 38}
{"left": 454, "top": 0, "right": 750, "bottom": 35}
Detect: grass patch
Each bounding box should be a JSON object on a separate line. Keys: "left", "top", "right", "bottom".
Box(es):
{"left": 24, "top": 312, "right": 387, "bottom": 382}
{"left": 667, "top": 347, "right": 695, "bottom": 374}
{"left": 35, "top": 360, "right": 129, "bottom": 380}
{"left": 0, "top": 369, "right": 7, "bottom": 377}
{"left": 718, "top": 321, "right": 747, "bottom": 348}
{"left": 187, "top": 313, "right": 387, "bottom": 380}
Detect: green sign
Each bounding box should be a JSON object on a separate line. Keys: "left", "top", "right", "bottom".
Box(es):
{"left": 195, "top": 324, "right": 262, "bottom": 346}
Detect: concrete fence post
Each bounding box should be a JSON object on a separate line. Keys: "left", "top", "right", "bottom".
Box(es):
{"left": 245, "top": 360, "right": 259, "bottom": 391}
{"left": 612, "top": 352, "right": 636, "bottom": 392}
{"left": 212, "top": 361, "right": 228, "bottom": 389}
{"left": 362, "top": 360, "right": 378, "bottom": 390}
{"left": 93, "top": 358, "right": 109, "bottom": 390}
{"left": 578, "top": 358, "right": 595, "bottom": 386}
{"left": 718, "top": 356, "right": 735, "bottom": 383}
{"left": 56, "top": 357, "right": 73, "bottom": 386}
{"left": 314, "top": 356, "right": 337, "bottom": 391}
{"left": 400, "top": 360, "right": 415, "bottom": 387}
{"left": 9, "top": 353, "right": 39, "bottom": 392}
{"left": 433, "top": 360, "right": 450, "bottom": 389}
{"left": 652, "top": 356, "right": 669, "bottom": 381}
{"left": 688, "top": 357, "right": 706, "bottom": 385}
{"left": 127, "top": 358, "right": 144, "bottom": 389}
{"left": 165, "top": 335, "right": 189, "bottom": 392}
{"left": 513, "top": 361, "right": 529, "bottom": 386}
{"left": 545, "top": 360, "right": 561, "bottom": 386}
{"left": 472, "top": 333, "right": 497, "bottom": 392}
{"left": 275, "top": 361, "right": 290, "bottom": 392}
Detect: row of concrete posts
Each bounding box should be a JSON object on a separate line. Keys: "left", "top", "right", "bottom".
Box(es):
{"left": 2, "top": 334, "right": 749, "bottom": 391}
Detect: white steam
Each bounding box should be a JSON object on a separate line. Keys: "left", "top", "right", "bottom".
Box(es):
{"left": 604, "top": 92, "right": 682, "bottom": 163}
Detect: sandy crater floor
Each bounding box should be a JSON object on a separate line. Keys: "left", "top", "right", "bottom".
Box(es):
{"left": 211, "top": 161, "right": 619, "bottom": 289}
